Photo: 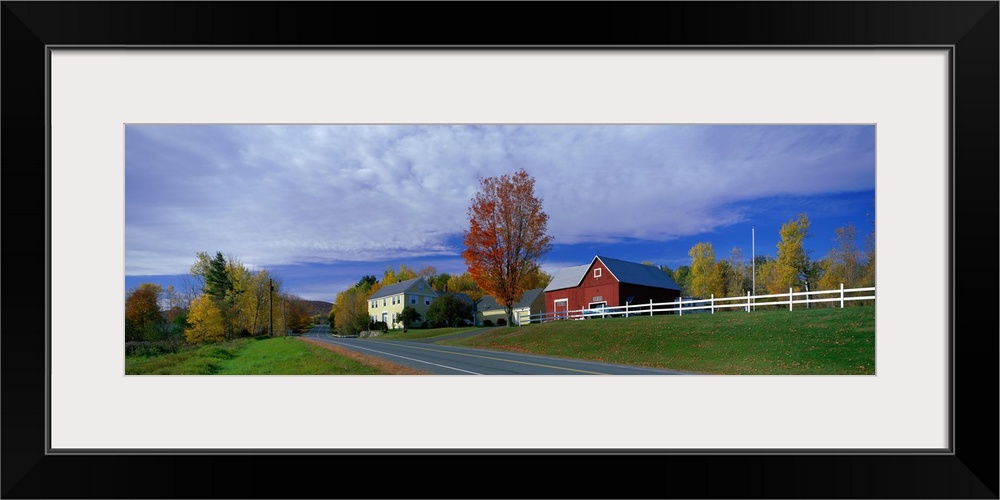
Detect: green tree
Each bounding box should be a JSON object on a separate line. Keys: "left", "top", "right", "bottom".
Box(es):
{"left": 397, "top": 305, "right": 422, "bottom": 331}
{"left": 432, "top": 273, "right": 452, "bottom": 291}
{"left": 356, "top": 275, "right": 378, "bottom": 291}
{"left": 426, "top": 294, "right": 473, "bottom": 327}
{"left": 204, "top": 251, "right": 233, "bottom": 300}
{"left": 671, "top": 265, "right": 692, "bottom": 296}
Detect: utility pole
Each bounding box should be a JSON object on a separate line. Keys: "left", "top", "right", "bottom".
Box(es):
{"left": 269, "top": 278, "right": 273, "bottom": 337}
{"left": 752, "top": 226, "right": 755, "bottom": 311}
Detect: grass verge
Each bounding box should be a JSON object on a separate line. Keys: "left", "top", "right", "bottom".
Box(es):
{"left": 438, "top": 306, "right": 875, "bottom": 375}
{"left": 125, "top": 336, "right": 428, "bottom": 375}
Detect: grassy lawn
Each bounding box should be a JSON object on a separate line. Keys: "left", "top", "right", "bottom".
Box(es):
{"left": 126, "top": 336, "right": 392, "bottom": 375}
{"left": 437, "top": 306, "right": 876, "bottom": 375}
{"left": 376, "top": 326, "right": 484, "bottom": 341}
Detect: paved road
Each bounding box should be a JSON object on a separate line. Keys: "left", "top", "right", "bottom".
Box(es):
{"left": 301, "top": 324, "right": 691, "bottom": 375}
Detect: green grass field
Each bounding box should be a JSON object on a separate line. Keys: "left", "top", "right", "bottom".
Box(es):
{"left": 125, "top": 336, "right": 385, "bottom": 375}
{"left": 438, "top": 306, "right": 876, "bottom": 375}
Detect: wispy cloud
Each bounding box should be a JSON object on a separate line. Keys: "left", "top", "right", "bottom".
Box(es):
{"left": 125, "top": 124, "right": 875, "bottom": 277}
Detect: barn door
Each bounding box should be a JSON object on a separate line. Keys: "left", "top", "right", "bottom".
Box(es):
{"left": 553, "top": 299, "right": 568, "bottom": 320}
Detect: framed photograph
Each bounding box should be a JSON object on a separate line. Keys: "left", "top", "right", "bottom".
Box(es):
{"left": 4, "top": 2, "right": 996, "bottom": 498}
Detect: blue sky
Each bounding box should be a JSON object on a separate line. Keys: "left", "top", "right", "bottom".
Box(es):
{"left": 124, "top": 124, "right": 875, "bottom": 303}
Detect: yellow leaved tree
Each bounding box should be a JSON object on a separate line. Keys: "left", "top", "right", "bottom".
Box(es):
{"left": 184, "top": 294, "right": 226, "bottom": 344}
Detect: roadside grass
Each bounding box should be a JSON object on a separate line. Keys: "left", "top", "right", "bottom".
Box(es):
{"left": 377, "top": 326, "right": 484, "bottom": 341}
{"left": 438, "top": 306, "right": 875, "bottom": 375}
{"left": 126, "top": 337, "right": 388, "bottom": 375}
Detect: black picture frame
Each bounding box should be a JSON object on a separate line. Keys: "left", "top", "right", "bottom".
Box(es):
{"left": 3, "top": 2, "right": 997, "bottom": 498}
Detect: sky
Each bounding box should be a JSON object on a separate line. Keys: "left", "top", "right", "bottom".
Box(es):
{"left": 124, "top": 124, "right": 876, "bottom": 304}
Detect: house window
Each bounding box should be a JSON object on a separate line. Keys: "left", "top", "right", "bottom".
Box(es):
{"left": 411, "top": 297, "right": 417, "bottom": 305}
{"left": 419, "top": 282, "right": 424, "bottom": 291}
{"left": 383, "top": 298, "right": 386, "bottom": 307}
{"left": 594, "top": 268, "right": 602, "bottom": 278}
{"left": 425, "top": 298, "right": 431, "bottom": 305}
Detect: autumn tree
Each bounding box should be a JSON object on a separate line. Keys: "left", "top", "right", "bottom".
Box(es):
{"left": 382, "top": 264, "right": 418, "bottom": 285}
{"left": 445, "top": 272, "right": 485, "bottom": 302}
{"left": 724, "top": 247, "right": 751, "bottom": 297}
{"left": 688, "top": 242, "right": 725, "bottom": 298}
{"left": 774, "top": 213, "right": 814, "bottom": 292}
{"left": 333, "top": 281, "right": 374, "bottom": 336}
{"left": 283, "top": 295, "right": 312, "bottom": 334}
{"left": 861, "top": 197, "right": 876, "bottom": 288}
{"left": 817, "top": 223, "right": 877, "bottom": 300}
{"left": 185, "top": 294, "right": 226, "bottom": 343}
{"left": 125, "top": 283, "right": 163, "bottom": 341}
{"left": 463, "top": 169, "right": 553, "bottom": 326}
{"left": 522, "top": 268, "right": 553, "bottom": 290}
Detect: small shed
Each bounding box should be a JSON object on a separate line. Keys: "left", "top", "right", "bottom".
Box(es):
{"left": 476, "top": 287, "right": 546, "bottom": 326}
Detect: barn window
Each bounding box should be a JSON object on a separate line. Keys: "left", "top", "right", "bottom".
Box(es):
{"left": 594, "top": 268, "right": 602, "bottom": 278}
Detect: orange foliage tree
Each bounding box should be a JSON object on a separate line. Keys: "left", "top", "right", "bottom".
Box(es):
{"left": 462, "top": 169, "right": 552, "bottom": 326}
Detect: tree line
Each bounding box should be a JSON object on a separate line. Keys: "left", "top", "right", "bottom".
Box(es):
{"left": 125, "top": 251, "right": 316, "bottom": 345}
{"left": 652, "top": 212, "right": 875, "bottom": 300}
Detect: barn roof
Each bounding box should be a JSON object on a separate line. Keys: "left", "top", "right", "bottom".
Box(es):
{"left": 597, "top": 256, "right": 681, "bottom": 290}
{"left": 543, "top": 256, "right": 681, "bottom": 292}
{"left": 543, "top": 264, "right": 591, "bottom": 292}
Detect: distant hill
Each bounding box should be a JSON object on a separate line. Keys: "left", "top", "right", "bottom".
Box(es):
{"left": 299, "top": 300, "right": 333, "bottom": 317}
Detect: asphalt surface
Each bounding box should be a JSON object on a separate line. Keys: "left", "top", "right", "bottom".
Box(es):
{"left": 301, "top": 324, "right": 693, "bottom": 375}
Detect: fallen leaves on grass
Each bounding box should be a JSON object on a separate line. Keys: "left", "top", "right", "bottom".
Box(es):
{"left": 297, "top": 338, "right": 430, "bottom": 375}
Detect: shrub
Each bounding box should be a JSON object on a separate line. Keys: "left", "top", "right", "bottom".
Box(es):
{"left": 497, "top": 319, "right": 507, "bottom": 326}
{"left": 124, "top": 338, "right": 187, "bottom": 357}
{"left": 482, "top": 320, "right": 493, "bottom": 327}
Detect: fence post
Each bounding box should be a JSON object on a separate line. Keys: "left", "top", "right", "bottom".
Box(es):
{"left": 650, "top": 299, "right": 653, "bottom": 316}
{"left": 711, "top": 294, "right": 715, "bottom": 314}
{"left": 789, "top": 288, "right": 793, "bottom": 311}
{"left": 679, "top": 298, "right": 683, "bottom": 316}
{"left": 625, "top": 302, "right": 629, "bottom": 318}
{"left": 746, "top": 290, "right": 750, "bottom": 312}
{"left": 840, "top": 283, "right": 845, "bottom": 308}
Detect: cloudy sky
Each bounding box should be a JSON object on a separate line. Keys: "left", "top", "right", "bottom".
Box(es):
{"left": 124, "top": 124, "right": 876, "bottom": 303}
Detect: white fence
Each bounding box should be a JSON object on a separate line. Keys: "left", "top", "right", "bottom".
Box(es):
{"left": 517, "top": 284, "right": 875, "bottom": 324}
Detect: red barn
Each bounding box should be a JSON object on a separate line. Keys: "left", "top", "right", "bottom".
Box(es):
{"left": 543, "top": 255, "right": 682, "bottom": 318}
